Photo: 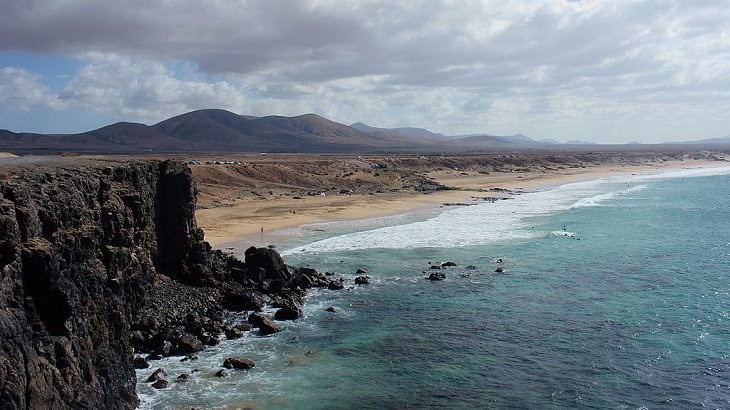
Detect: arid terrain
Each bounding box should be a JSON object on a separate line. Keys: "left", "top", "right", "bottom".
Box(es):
{"left": 187, "top": 150, "right": 727, "bottom": 249}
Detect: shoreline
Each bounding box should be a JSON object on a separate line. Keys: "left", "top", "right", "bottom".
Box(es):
{"left": 197, "top": 158, "right": 724, "bottom": 252}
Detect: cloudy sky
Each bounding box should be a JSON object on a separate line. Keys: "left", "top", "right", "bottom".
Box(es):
{"left": 1, "top": 0, "right": 729, "bottom": 143}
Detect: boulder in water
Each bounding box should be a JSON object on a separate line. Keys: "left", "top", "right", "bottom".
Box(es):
{"left": 427, "top": 272, "right": 446, "bottom": 281}
{"left": 151, "top": 379, "right": 169, "bottom": 389}
{"left": 223, "top": 357, "right": 256, "bottom": 370}
{"left": 354, "top": 276, "right": 370, "bottom": 285}
{"left": 146, "top": 368, "right": 167, "bottom": 382}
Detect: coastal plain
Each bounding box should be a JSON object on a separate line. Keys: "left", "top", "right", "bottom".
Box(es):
{"left": 189, "top": 151, "right": 725, "bottom": 250}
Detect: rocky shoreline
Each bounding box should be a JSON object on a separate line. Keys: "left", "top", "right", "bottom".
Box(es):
{"left": 0, "top": 158, "right": 348, "bottom": 409}
{"left": 130, "top": 246, "right": 350, "bottom": 374}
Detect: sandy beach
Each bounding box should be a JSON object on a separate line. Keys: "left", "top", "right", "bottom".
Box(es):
{"left": 194, "top": 154, "right": 725, "bottom": 251}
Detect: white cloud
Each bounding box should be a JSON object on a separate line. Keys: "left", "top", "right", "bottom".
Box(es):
{"left": 58, "top": 54, "right": 250, "bottom": 123}
{"left": 0, "top": 67, "right": 63, "bottom": 110}
{"left": 1, "top": 0, "right": 730, "bottom": 141}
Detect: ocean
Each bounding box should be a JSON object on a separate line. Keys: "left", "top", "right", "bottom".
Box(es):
{"left": 138, "top": 165, "right": 730, "bottom": 409}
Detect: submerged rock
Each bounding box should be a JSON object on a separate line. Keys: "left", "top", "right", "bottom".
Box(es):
{"left": 427, "top": 272, "right": 446, "bottom": 281}
{"left": 274, "top": 305, "right": 303, "bottom": 321}
{"left": 151, "top": 380, "right": 169, "bottom": 389}
{"left": 328, "top": 279, "right": 345, "bottom": 290}
{"left": 354, "top": 276, "right": 370, "bottom": 285}
{"left": 146, "top": 368, "right": 167, "bottom": 383}
{"left": 223, "top": 357, "right": 256, "bottom": 370}
{"left": 133, "top": 356, "right": 150, "bottom": 369}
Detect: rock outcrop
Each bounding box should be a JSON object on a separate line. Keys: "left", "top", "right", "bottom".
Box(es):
{"left": 0, "top": 159, "right": 337, "bottom": 409}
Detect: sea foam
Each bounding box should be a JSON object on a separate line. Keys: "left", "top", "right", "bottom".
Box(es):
{"left": 284, "top": 165, "right": 730, "bottom": 254}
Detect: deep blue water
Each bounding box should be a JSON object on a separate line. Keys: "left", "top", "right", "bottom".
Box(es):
{"left": 138, "top": 167, "right": 730, "bottom": 409}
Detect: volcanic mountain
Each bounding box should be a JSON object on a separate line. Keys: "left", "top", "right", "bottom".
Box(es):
{"left": 0, "top": 109, "right": 413, "bottom": 153}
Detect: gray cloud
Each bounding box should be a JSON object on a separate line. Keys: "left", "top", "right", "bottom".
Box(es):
{"left": 1, "top": 0, "right": 730, "bottom": 141}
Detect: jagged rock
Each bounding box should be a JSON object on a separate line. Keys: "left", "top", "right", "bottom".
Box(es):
{"left": 151, "top": 380, "right": 169, "bottom": 389}
{"left": 354, "top": 276, "right": 370, "bottom": 285}
{"left": 427, "top": 272, "right": 446, "bottom": 281}
{"left": 222, "top": 289, "right": 271, "bottom": 311}
{"left": 441, "top": 261, "right": 457, "bottom": 267}
{"left": 248, "top": 312, "right": 270, "bottom": 326}
{"left": 133, "top": 356, "right": 150, "bottom": 369}
{"left": 260, "top": 319, "right": 282, "bottom": 335}
{"left": 146, "top": 353, "right": 164, "bottom": 361}
{"left": 176, "top": 333, "right": 204, "bottom": 354}
{"left": 244, "top": 246, "right": 291, "bottom": 283}
{"left": 325, "top": 306, "right": 336, "bottom": 312}
{"left": 328, "top": 280, "right": 345, "bottom": 290}
{"left": 494, "top": 267, "right": 504, "bottom": 273}
{"left": 214, "top": 369, "right": 227, "bottom": 378}
{"left": 0, "top": 159, "right": 324, "bottom": 408}
{"left": 274, "top": 305, "right": 303, "bottom": 320}
{"left": 146, "top": 368, "right": 167, "bottom": 383}
{"left": 201, "top": 335, "right": 220, "bottom": 346}
{"left": 223, "top": 357, "right": 256, "bottom": 370}
{"left": 356, "top": 268, "right": 367, "bottom": 274}
{"left": 154, "top": 340, "right": 173, "bottom": 357}
{"left": 225, "top": 327, "right": 244, "bottom": 339}
{"left": 180, "top": 354, "right": 198, "bottom": 362}
{"left": 176, "top": 373, "right": 191, "bottom": 382}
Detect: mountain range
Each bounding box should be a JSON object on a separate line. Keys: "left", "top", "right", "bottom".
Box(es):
{"left": 0, "top": 109, "right": 728, "bottom": 153}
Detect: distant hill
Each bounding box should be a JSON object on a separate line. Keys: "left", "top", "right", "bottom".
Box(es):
{"left": 665, "top": 136, "right": 730, "bottom": 145}
{"left": 0, "top": 110, "right": 418, "bottom": 153}
{"left": 351, "top": 122, "right": 452, "bottom": 140}
{"left": 2, "top": 110, "right": 728, "bottom": 153}
{"left": 454, "top": 133, "right": 550, "bottom": 146}
{"left": 564, "top": 140, "right": 597, "bottom": 145}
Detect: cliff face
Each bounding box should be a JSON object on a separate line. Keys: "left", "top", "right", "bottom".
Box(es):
{"left": 0, "top": 159, "right": 223, "bottom": 409}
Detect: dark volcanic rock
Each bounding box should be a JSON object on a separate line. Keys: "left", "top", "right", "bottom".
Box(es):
{"left": 176, "top": 333, "right": 204, "bottom": 354}
{"left": 151, "top": 380, "right": 169, "bottom": 389}
{"left": 225, "top": 327, "right": 244, "bottom": 339}
{"left": 428, "top": 272, "right": 446, "bottom": 281}
{"left": 259, "top": 319, "right": 282, "bottom": 335}
{"left": 133, "top": 356, "right": 150, "bottom": 369}
{"left": 246, "top": 313, "right": 282, "bottom": 335}
{"left": 354, "top": 276, "right": 370, "bottom": 285}
{"left": 441, "top": 261, "right": 457, "bottom": 267}
{"left": 244, "top": 246, "right": 291, "bottom": 283}
{"left": 0, "top": 159, "right": 323, "bottom": 409}
{"left": 355, "top": 268, "right": 367, "bottom": 274}
{"left": 146, "top": 368, "right": 167, "bottom": 383}
{"left": 274, "top": 305, "right": 303, "bottom": 321}
{"left": 223, "top": 357, "right": 256, "bottom": 370}
{"left": 328, "top": 280, "right": 345, "bottom": 290}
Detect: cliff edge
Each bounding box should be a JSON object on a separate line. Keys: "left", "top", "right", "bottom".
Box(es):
{"left": 0, "top": 159, "right": 329, "bottom": 409}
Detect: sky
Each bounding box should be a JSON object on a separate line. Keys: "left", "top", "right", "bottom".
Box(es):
{"left": 1, "top": 0, "right": 729, "bottom": 143}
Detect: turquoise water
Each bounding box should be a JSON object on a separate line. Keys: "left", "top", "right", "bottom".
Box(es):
{"left": 138, "top": 167, "right": 730, "bottom": 409}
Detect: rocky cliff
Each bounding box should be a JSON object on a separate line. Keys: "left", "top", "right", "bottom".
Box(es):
{"left": 0, "top": 158, "right": 333, "bottom": 409}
